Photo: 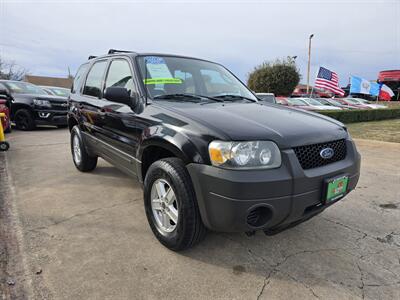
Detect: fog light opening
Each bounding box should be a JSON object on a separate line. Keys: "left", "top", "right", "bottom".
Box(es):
{"left": 39, "top": 112, "right": 50, "bottom": 118}
{"left": 246, "top": 206, "right": 272, "bottom": 228}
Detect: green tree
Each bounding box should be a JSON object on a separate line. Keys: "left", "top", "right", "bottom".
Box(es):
{"left": 247, "top": 57, "right": 300, "bottom": 96}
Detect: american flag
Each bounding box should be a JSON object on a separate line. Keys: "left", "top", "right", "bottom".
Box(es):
{"left": 314, "top": 67, "right": 345, "bottom": 96}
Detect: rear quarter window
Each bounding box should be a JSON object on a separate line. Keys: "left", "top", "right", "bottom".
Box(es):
{"left": 71, "top": 63, "right": 89, "bottom": 94}
{"left": 83, "top": 60, "right": 108, "bottom": 98}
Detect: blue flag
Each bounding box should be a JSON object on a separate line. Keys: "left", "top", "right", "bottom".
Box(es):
{"left": 350, "top": 76, "right": 380, "bottom": 96}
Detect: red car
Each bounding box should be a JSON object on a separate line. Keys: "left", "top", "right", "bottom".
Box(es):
{"left": 0, "top": 98, "right": 11, "bottom": 133}
{"left": 336, "top": 98, "right": 370, "bottom": 109}
{"left": 276, "top": 97, "right": 316, "bottom": 111}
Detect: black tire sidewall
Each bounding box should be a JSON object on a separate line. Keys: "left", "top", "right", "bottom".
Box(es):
{"left": 144, "top": 158, "right": 204, "bottom": 250}
{"left": 15, "top": 109, "right": 35, "bottom": 131}
{"left": 70, "top": 126, "right": 97, "bottom": 172}
{"left": 144, "top": 168, "right": 181, "bottom": 244}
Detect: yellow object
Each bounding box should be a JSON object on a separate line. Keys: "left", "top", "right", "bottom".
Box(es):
{"left": 0, "top": 112, "right": 9, "bottom": 151}
{"left": 0, "top": 113, "right": 5, "bottom": 142}
{"left": 209, "top": 148, "right": 224, "bottom": 164}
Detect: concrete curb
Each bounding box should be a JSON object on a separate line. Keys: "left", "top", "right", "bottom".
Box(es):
{"left": 0, "top": 153, "right": 34, "bottom": 300}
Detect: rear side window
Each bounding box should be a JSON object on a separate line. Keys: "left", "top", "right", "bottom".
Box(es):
{"left": 83, "top": 60, "right": 108, "bottom": 98}
{"left": 105, "top": 59, "right": 135, "bottom": 93}
{"left": 71, "top": 63, "right": 89, "bottom": 94}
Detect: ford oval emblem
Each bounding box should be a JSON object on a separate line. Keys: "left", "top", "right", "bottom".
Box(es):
{"left": 320, "top": 147, "right": 334, "bottom": 159}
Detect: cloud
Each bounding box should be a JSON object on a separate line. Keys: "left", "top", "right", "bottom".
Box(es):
{"left": 1, "top": 0, "right": 399, "bottom": 85}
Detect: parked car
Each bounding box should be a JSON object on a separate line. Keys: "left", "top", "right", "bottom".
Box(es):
{"left": 316, "top": 98, "right": 354, "bottom": 110}
{"left": 0, "top": 96, "right": 11, "bottom": 133}
{"left": 40, "top": 85, "right": 71, "bottom": 97}
{"left": 345, "top": 97, "right": 386, "bottom": 109}
{"left": 0, "top": 80, "right": 68, "bottom": 130}
{"left": 335, "top": 98, "right": 370, "bottom": 109}
{"left": 286, "top": 98, "right": 321, "bottom": 111}
{"left": 276, "top": 97, "right": 289, "bottom": 105}
{"left": 256, "top": 93, "right": 276, "bottom": 104}
{"left": 296, "top": 97, "right": 342, "bottom": 110}
{"left": 68, "top": 50, "right": 361, "bottom": 250}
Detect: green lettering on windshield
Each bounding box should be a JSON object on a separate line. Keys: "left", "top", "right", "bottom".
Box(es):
{"left": 143, "top": 78, "right": 182, "bottom": 85}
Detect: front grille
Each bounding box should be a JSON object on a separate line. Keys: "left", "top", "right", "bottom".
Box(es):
{"left": 50, "top": 101, "right": 68, "bottom": 111}
{"left": 293, "top": 139, "right": 347, "bottom": 170}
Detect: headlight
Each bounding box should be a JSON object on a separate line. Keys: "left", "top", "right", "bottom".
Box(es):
{"left": 208, "top": 141, "right": 281, "bottom": 169}
{"left": 33, "top": 99, "right": 51, "bottom": 107}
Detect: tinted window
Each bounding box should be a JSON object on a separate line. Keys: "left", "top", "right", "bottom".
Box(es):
{"left": 49, "top": 87, "right": 70, "bottom": 97}
{"left": 72, "top": 63, "right": 89, "bottom": 94}
{"left": 200, "top": 69, "right": 238, "bottom": 95}
{"left": 137, "top": 56, "right": 256, "bottom": 101}
{"left": 105, "top": 59, "right": 135, "bottom": 93}
{"left": 258, "top": 95, "right": 275, "bottom": 103}
{"left": 3, "top": 81, "right": 47, "bottom": 95}
{"left": 83, "top": 61, "right": 107, "bottom": 98}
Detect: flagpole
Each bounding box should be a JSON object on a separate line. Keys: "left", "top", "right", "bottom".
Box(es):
{"left": 306, "top": 34, "right": 314, "bottom": 95}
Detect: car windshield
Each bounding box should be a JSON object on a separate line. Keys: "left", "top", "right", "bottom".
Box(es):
{"left": 305, "top": 98, "right": 323, "bottom": 106}
{"left": 4, "top": 81, "right": 47, "bottom": 95}
{"left": 328, "top": 99, "right": 342, "bottom": 106}
{"left": 346, "top": 98, "right": 362, "bottom": 104}
{"left": 258, "top": 95, "right": 275, "bottom": 103}
{"left": 287, "top": 98, "right": 308, "bottom": 106}
{"left": 137, "top": 56, "right": 257, "bottom": 102}
{"left": 316, "top": 99, "right": 330, "bottom": 105}
{"left": 48, "top": 87, "right": 70, "bottom": 97}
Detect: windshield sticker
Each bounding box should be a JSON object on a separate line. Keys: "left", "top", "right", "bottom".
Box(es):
{"left": 143, "top": 78, "right": 182, "bottom": 85}
{"left": 145, "top": 56, "right": 173, "bottom": 79}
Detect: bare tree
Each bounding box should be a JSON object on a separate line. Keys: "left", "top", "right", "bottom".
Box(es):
{"left": 0, "top": 56, "right": 28, "bottom": 81}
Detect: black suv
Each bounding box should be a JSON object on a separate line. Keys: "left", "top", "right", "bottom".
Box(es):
{"left": 68, "top": 50, "right": 361, "bottom": 251}
{"left": 0, "top": 80, "right": 68, "bottom": 130}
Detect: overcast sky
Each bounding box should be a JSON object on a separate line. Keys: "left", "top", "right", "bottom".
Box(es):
{"left": 1, "top": 0, "right": 399, "bottom": 86}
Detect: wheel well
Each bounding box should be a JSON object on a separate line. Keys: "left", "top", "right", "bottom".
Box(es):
{"left": 68, "top": 116, "right": 78, "bottom": 132}
{"left": 141, "top": 146, "right": 176, "bottom": 180}
{"left": 10, "top": 104, "right": 33, "bottom": 119}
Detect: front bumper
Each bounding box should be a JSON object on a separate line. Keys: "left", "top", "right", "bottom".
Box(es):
{"left": 34, "top": 110, "right": 67, "bottom": 126}
{"left": 187, "top": 138, "right": 361, "bottom": 232}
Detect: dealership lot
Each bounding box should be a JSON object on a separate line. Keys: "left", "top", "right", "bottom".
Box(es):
{"left": 1, "top": 129, "right": 399, "bottom": 300}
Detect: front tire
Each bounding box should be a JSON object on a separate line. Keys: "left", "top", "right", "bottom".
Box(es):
{"left": 144, "top": 158, "right": 206, "bottom": 251}
{"left": 14, "top": 109, "right": 36, "bottom": 131}
{"left": 70, "top": 126, "right": 98, "bottom": 172}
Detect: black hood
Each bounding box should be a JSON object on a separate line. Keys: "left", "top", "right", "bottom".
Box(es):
{"left": 154, "top": 101, "right": 348, "bottom": 149}
{"left": 12, "top": 93, "right": 67, "bottom": 102}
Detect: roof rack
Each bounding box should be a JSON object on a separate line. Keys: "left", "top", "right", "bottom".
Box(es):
{"left": 108, "top": 49, "right": 135, "bottom": 55}
{"left": 88, "top": 55, "right": 97, "bottom": 60}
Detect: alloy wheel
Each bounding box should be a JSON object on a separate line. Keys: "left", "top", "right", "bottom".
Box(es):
{"left": 150, "top": 179, "right": 179, "bottom": 235}
{"left": 73, "top": 135, "right": 82, "bottom": 164}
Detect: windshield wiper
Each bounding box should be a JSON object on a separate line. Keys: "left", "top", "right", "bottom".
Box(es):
{"left": 153, "top": 93, "right": 224, "bottom": 102}
{"left": 213, "top": 94, "right": 255, "bottom": 102}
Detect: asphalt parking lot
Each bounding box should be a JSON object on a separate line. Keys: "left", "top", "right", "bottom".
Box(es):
{"left": 1, "top": 129, "right": 399, "bottom": 300}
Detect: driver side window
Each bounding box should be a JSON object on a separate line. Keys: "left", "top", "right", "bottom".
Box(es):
{"left": 105, "top": 59, "right": 135, "bottom": 94}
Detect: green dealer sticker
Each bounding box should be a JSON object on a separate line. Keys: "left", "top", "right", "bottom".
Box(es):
{"left": 143, "top": 78, "right": 182, "bottom": 85}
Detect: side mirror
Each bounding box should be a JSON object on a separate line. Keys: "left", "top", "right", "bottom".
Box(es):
{"left": 104, "top": 87, "right": 132, "bottom": 106}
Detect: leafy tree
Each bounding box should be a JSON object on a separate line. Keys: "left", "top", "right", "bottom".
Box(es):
{"left": 0, "top": 56, "right": 27, "bottom": 81}
{"left": 247, "top": 57, "right": 300, "bottom": 96}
